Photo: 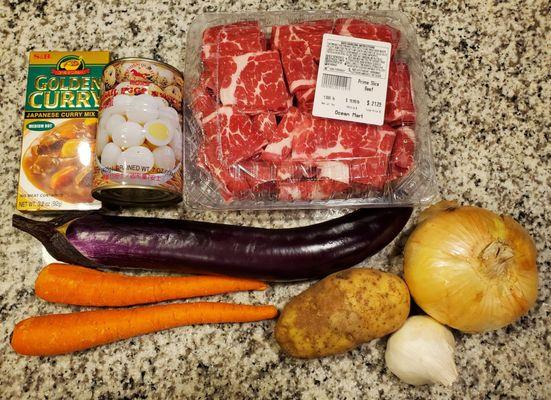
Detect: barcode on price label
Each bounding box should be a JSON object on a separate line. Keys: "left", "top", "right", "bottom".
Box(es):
{"left": 321, "top": 74, "right": 351, "bottom": 91}
{"left": 313, "top": 34, "right": 391, "bottom": 125}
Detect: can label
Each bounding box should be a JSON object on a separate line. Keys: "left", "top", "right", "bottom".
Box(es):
{"left": 93, "top": 59, "right": 183, "bottom": 198}
{"left": 17, "top": 51, "right": 109, "bottom": 211}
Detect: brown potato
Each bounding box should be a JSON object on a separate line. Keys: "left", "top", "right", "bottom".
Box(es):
{"left": 275, "top": 268, "right": 410, "bottom": 358}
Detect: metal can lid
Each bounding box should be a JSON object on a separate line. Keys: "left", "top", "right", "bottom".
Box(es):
{"left": 105, "top": 57, "right": 183, "bottom": 78}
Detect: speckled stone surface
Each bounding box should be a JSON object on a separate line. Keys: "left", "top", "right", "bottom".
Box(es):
{"left": 0, "top": 0, "right": 549, "bottom": 399}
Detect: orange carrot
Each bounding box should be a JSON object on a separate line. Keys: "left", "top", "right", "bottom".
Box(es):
{"left": 11, "top": 302, "right": 278, "bottom": 356}
{"left": 35, "top": 263, "right": 268, "bottom": 307}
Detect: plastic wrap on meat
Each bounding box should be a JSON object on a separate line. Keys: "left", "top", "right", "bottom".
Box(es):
{"left": 216, "top": 50, "right": 292, "bottom": 114}
{"left": 278, "top": 179, "right": 349, "bottom": 201}
{"left": 271, "top": 20, "right": 333, "bottom": 62}
{"left": 349, "top": 156, "right": 390, "bottom": 189}
{"left": 317, "top": 161, "right": 350, "bottom": 184}
{"left": 198, "top": 69, "right": 216, "bottom": 91}
{"left": 389, "top": 125, "right": 415, "bottom": 179}
{"left": 237, "top": 160, "right": 276, "bottom": 189}
{"left": 197, "top": 140, "right": 250, "bottom": 200}
{"left": 276, "top": 161, "right": 318, "bottom": 181}
{"left": 190, "top": 85, "right": 217, "bottom": 124}
{"left": 334, "top": 18, "right": 400, "bottom": 58}
{"left": 237, "top": 160, "right": 318, "bottom": 188}
{"left": 385, "top": 62, "right": 416, "bottom": 126}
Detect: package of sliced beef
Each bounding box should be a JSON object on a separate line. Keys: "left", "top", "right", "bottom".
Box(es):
{"left": 183, "top": 11, "right": 437, "bottom": 210}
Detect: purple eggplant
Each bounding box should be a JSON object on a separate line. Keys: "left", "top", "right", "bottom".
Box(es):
{"left": 12, "top": 208, "right": 411, "bottom": 281}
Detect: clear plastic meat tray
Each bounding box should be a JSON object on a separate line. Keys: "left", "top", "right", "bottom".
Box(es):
{"left": 183, "top": 11, "right": 437, "bottom": 210}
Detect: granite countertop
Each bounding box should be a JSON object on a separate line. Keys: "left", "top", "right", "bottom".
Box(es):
{"left": 0, "top": 0, "right": 549, "bottom": 399}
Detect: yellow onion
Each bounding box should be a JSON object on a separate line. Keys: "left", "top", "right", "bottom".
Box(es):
{"left": 404, "top": 201, "right": 538, "bottom": 333}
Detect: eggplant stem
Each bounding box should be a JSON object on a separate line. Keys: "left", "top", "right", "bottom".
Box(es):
{"left": 12, "top": 213, "right": 102, "bottom": 268}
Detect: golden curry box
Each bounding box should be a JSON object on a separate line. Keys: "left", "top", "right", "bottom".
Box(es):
{"left": 17, "top": 51, "right": 110, "bottom": 211}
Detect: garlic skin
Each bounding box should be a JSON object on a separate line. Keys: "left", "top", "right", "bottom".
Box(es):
{"left": 385, "top": 316, "right": 458, "bottom": 386}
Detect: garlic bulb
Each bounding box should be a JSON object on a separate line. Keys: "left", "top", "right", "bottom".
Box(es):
{"left": 404, "top": 201, "right": 538, "bottom": 333}
{"left": 385, "top": 315, "right": 458, "bottom": 386}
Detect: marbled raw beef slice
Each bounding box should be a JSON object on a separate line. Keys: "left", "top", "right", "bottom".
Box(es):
{"left": 296, "top": 87, "right": 316, "bottom": 112}
{"left": 334, "top": 18, "right": 400, "bottom": 58}
{"left": 320, "top": 124, "right": 397, "bottom": 186}
{"left": 292, "top": 116, "right": 364, "bottom": 161}
{"left": 348, "top": 125, "right": 397, "bottom": 189}
{"left": 289, "top": 112, "right": 396, "bottom": 164}
{"left": 279, "top": 41, "right": 318, "bottom": 94}
{"left": 252, "top": 113, "right": 277, "bottom": 142}
{"left": 217, "top": 50, "right": 292, "bottom": 114}
{"left": 385, "top": 61, "right": 416, "bottom": 126}
{"left": 201, "top": 21, "right": 265, "bottom": 62}
{"left": 271, "top": 20, "right": 333, "bottom": 61}
{"left": 261, "top": 107, "right": 307, "bottom": 162}
{"left": 347, "top": 124, "right": 397, "bottom": 158}
{"left": 292, "top": 120, "right": 395, "bottom": 187}
{"left": 201, "top": 106, "right": 267, "bottom": 165}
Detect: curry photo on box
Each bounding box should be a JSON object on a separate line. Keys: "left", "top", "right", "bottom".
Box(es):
{"left": 17, "top": 50, "right": 109, "bottom": 211}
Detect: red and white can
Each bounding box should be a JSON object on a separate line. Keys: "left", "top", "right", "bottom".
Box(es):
{"left": 93, "top": 57, "right": 184, "bottom": 206}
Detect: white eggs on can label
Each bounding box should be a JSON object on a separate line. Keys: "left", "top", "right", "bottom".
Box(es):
{"left": 93, "top": 57, "right": 184, "bottom": 206}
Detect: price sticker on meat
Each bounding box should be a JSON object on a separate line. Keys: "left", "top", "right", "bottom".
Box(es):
{"left": 313, "top": 34, "right": 391, "bottom": 125}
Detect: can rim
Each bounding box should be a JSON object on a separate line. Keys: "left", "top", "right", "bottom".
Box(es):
{"left": 92, "top": 184, "right": 182, "bottom": 207}
{"left": 105, "top": 57, "right": 183, "bottom": 78}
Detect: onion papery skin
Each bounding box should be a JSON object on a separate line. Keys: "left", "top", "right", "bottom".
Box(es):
{"left": 404, "top": 201, "right": 538, "bottom": 333}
